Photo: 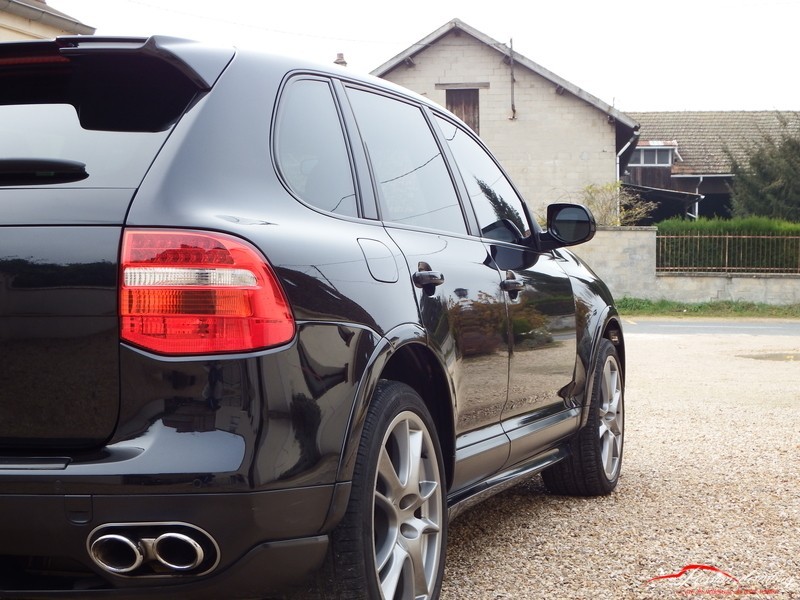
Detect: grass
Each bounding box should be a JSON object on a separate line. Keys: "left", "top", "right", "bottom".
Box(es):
{"left": 615, "top": 297, "right": 800, "bottom": 318}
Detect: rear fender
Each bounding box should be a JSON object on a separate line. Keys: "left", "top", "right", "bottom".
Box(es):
{"left": 334, "top": 323, "right": 455, "bottom": 488}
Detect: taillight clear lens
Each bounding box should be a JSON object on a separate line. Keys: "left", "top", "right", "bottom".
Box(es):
{"left": 120, "top": 229, "right": 295, "bottom": 355}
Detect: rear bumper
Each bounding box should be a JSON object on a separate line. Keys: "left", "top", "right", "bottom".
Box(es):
{"left": 0, "top": 483, "right": 350, "bottom": 597}
{"left": 0, "top": 537, "right": 329, "bottom": 600}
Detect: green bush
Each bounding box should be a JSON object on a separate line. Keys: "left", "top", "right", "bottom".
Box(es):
{"left": 657, "top": 216, "right": 800, "bottom": 234}
{"left": 656, "top": 218, "right": 800, "bottom": 273}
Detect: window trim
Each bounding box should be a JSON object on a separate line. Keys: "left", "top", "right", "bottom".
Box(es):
{"left": 428, "top": 109, "right": 540, "bottom": 243}
{"left": 271, "top": 72, "right": 367, "bottom": 221}
{"left": 342, "top": 83, "right": 473, "bottom": 237}
{"left": 629, "top": 147, "right": 673, "bottom": 167}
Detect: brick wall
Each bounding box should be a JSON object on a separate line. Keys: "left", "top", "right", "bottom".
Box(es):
{"left": 380, "top": 31, "right": 618, "bottom": 219}
{"left": 573, "top": 227, "right": 800, "bottom": 304}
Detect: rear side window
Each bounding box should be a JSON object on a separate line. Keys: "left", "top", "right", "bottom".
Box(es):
{"left": 347, "top": 88, "right": 466, "bottom": 235}
{"left": 274, "top": 78, "right": 358, "bottom": 217}
{"left": 435, "top": 116, "right": 532, "bottom": 241}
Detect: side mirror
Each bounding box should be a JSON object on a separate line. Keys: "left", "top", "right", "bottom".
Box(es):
{"left": 538, "top": 203, "right": 596, "bottom": 251}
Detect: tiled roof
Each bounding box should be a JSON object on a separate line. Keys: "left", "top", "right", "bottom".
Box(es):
{"left": 628, "top": 111, "right": 800, "bottom": 175}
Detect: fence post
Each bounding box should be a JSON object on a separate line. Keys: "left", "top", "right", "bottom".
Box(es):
{"left": 724, "top": 234, "right": 729, "bottom": 272}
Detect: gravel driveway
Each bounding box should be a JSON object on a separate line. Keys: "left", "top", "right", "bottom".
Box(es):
{"left": 441, "top": 318, "right": 800, "bottom": 599}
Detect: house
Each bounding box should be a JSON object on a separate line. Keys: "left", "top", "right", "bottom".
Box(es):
{"left": 0, "top": 0, "right": 93, "bottom": 41}
{"left": 371, "top": 18, "right": 638, "bottom": 218}
{"left": 623, "top": 111, "right": 800, "bottom": 219}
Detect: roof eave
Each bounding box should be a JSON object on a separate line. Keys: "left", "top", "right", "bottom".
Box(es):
{"left": 372, "top": 18, "right": 639, "bottom": 132}
{"left": 370, "top": 18, "right": 461, "bottom": 79}
{"left": 1, "top": 0, "right": 95, "bottom": 35}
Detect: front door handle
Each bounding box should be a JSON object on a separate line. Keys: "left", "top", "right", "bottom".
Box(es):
{"left": 500, "top": 278, "right": 524, "bottom": 293}
{"left": 500, "top": 273, "right": 525, "bottom": 299}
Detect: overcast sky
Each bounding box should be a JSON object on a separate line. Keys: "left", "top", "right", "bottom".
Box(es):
{"left": 47, "top": 0, "right": 798, "bottom": 113}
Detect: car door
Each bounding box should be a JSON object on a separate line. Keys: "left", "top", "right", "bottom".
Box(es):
{"left": 344, "top": 86, "right": 511, "bottom": 492}
{"left": 432, "top": 115, "right": 580, "bottom": 468}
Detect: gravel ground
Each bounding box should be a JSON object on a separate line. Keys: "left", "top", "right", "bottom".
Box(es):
{"left": 440, "top": 320, "right": 800, "bottom": 599}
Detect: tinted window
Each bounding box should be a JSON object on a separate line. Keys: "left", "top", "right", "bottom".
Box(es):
{"left": 347, "top": 89, "right": 466, "bottom": 234}
{"left": 0, "top": 104, "right": 170, "bottom": 189}
{"left": 275, "top": 79, "right": 358, "bottom": 217}
{"left": 435, "top": 116, "right": 531, "bottom": 241}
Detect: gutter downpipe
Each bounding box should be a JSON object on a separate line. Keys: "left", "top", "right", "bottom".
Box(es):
{"left": 509, "top": 39, "right": 517, "bottom": 120}
{"left": 691, "top": 175, "right": 704, "bottom": 219}
{"left": 616, "top": 128, "right": 640, "bottom": 221}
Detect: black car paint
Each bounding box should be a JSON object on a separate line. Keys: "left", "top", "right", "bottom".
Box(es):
{"left": 0, "top": 37, "right": 624, "bottom": 596}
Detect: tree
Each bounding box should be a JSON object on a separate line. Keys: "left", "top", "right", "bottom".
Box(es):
{"left": 579, "top": 181, "right": 656, "bottom": 226}
{"left": 728, "top": 113, "right": 800, "bottom": 221}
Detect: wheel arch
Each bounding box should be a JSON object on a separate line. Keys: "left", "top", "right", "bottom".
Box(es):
{"left": 579, "top": 306, "right": 626, "bottom": 429}
{"left": 335, "top": 324, "right": 456, "bottom": 491}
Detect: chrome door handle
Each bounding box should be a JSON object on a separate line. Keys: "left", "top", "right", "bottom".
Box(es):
{"left": 412, "top": 270, "right": 445, "bottom": 288}
{"left": 500, "top": 279, "right": 524, "bottom": 292}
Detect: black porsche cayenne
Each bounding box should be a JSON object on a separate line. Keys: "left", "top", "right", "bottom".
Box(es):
{"left": 0, "top": 36, "right": 625, "bottom": 599}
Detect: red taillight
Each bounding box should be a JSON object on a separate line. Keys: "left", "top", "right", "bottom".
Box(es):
{"left": 120, "top": 229, "right": 295, "bottom": 355}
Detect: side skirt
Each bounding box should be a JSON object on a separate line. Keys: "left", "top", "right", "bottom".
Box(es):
{"left": 446, "top": 444, "right": 570, "bottom": 521}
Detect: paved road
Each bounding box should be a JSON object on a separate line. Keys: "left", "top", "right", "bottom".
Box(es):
{"left": 621, "top": 316, "right": 800, "bottom": 336}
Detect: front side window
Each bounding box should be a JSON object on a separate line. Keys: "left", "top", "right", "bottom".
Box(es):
{"left": 346, "top": 88, "right": 466, "bottom": 235}
{"left": 274, "top": 78, "right": 358, "bottom": 217}
{"left": 435, "top": 115, "right": 531, "bottom": 242}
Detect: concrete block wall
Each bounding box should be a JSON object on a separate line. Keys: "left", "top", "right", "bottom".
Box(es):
{"left": 0, "top": 13, "right": 72, "bottom": 41}
{"left": 573, "top": 227, "right": 800, "bottom": 305}
{"left": 573, "top": 227, "right": 658, "bottom": 300}
{"left": 380, "top": 31, "right": 618, "bottom": 219}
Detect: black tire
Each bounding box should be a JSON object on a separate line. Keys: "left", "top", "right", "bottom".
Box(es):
{"left": 542, "top": 338, "right": 624, "bottom": 496}
{"left": 326, "top": 380, "right": 447, "bottom": 599}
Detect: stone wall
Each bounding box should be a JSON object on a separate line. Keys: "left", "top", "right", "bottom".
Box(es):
{"left": 572, "top": 226, "right": 800, "bottom": 304}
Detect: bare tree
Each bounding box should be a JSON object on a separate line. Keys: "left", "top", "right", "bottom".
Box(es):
{"left": 580, "top": 181, "right": 656, "bottom": 226}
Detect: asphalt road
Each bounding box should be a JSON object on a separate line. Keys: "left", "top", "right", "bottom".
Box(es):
{"left": 621, "top": 316, "right": 800, "bottom": 336}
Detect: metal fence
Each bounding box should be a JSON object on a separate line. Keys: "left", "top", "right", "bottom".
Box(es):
{"left": 656, "top": 233, "right": 800, "bottom": 274}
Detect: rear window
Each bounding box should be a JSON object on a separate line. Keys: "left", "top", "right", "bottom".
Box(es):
{"left": 0, "top": 51, "right": 202, "bottom": 188}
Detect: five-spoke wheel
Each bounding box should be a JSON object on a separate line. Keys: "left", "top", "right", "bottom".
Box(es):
{"left": 327, "top": 380, "right": 447, "bottom": 599}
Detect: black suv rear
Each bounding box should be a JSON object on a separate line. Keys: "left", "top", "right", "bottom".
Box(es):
{"left": 0, "top": 36, "right": 625, "bottom": 599}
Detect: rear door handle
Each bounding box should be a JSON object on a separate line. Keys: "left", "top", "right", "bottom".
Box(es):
{"left": 412, "top": 270, "right": 445, "bottom": 288}
{"left": 412, "top": 262, "right": 444, "bottom": 296}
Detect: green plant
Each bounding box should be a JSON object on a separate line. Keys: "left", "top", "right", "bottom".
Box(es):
{"left": 725, "top": 112, "right": 800, "bottom": 221}
{"left": 657, "top": 216, "right": 800, "bottom": 234}
{"left": 615, "top": 297, "right": 800, "bottom": 318}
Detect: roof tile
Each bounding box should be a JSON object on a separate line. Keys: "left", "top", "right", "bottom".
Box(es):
{"left": 628, "top": 111, "right": 800, "bottom": 175}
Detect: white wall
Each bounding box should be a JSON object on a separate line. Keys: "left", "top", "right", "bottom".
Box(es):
{"left": 0, "top": 12, "right": 71, "bottom": 40}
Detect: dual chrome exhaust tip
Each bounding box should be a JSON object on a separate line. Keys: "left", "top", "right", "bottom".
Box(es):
{"left": 87, "top": 522, "right": 219, "bottom": 577}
